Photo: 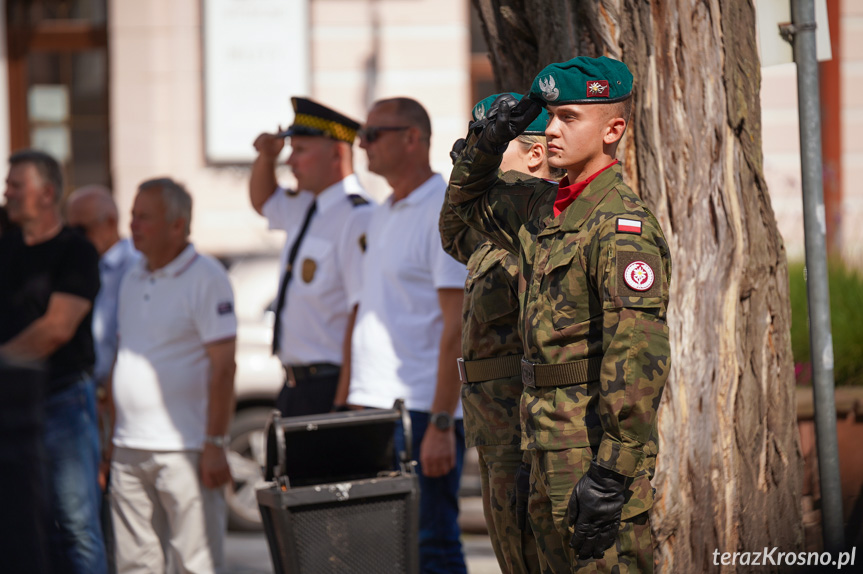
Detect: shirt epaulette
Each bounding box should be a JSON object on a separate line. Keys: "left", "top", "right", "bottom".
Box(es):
{"left": 348, "top": 194, "right": 369, "bottom": 207}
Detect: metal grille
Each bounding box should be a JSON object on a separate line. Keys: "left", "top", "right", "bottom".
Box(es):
{"left": 291, "top": 494, "right": 409, "bottom": 573}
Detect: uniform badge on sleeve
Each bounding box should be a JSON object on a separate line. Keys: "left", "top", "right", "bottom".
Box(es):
{"left": 617, "top": 251, "right": 661, "bottom": 298}
{"left": 616, "top": 218, "right": 642, "bottom": 235}
{"left": 623, "top": 261, "right": 655, "bottom": 291}
{"left": 217, "top": 301, "right": 234, "bottom": 316}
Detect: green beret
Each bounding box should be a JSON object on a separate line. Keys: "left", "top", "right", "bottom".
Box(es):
{"left": 278, "top": 97, "right": 361, "bottom": 144}
{"left": 529, "top": 56, "right": 633, "bottom": 106}
{"left": 471, "top": 93, "right": 549, "bottom": 135}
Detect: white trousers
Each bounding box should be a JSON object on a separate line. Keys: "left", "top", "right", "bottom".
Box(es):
{"left": 110, "top": 447, "right": 226, "bottom": 574}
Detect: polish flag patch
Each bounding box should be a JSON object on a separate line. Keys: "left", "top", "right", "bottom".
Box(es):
{"left": 616, "top": 218, "right": 642, "bottom": 235}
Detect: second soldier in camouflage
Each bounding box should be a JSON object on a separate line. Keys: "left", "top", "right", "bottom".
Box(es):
{"left": 440, "top": 93, "right": 556, "bottom": 574}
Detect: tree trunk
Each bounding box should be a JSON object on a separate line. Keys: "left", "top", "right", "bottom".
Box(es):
{"left": 472, "top": 1, "right": 804, "bottom": 571}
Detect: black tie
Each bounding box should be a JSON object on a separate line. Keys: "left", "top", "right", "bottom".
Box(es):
{"left": 272, "top": 200, "right": 317, "bottom": 355}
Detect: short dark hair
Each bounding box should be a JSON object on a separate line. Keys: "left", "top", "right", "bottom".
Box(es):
{"left": 605, "top": 95, "right": 633, "bottom": 127}
{"left": 9, "top": 149, "right": 64, "bottom": 202}
{"left": 376, "top": 97, "right": 432, "bottom": 143}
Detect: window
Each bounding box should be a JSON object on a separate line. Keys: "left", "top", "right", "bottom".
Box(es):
{"left": 6, "top": 0, "right": 109, "bottom": 195}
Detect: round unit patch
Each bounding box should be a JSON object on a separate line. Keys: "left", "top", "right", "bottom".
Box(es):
{"left": 623, "top": 260, "right": 655, "bottom": 292}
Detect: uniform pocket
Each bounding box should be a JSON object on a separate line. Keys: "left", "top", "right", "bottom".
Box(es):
{"left": 466, "top": 250, "right": 519, "bottom": 324}
{"left": 541, "top": 247, "right": 590, "bottom": 332}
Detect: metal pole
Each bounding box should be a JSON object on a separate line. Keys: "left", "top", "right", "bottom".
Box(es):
{"left": 790, "top": 0, "right": 845, "bottom": 553}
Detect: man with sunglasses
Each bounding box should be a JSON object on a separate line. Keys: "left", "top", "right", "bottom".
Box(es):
{"left": 249, "top": 97, "right": 373, "bottom": 417}
{"left": 341, "top": 97, "right": 468, "bottom": 574}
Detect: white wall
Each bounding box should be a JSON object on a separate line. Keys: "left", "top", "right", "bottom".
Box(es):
{"left": 840, "top": 0, "right": 863, "bottom": 267}
{"left": 109, "top": 0, "right": 470, "bottom": 256}
{"left": 761, "top": 1, "right": 863, "bottom": 268}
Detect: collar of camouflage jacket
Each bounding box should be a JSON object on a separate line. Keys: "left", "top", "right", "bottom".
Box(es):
{"left": 537, "top": 162, "right": 623, "bottom": 236}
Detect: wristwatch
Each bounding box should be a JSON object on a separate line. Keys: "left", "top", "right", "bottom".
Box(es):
{"left": 430, "top": 411, "right": 454, "bottom": 431}
{"left": 204, "top": 434, "right": 230, "bottom": 448}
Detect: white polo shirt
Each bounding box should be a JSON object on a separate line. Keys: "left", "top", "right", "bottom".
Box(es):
{"left": 113, "top": 244, "right": 237, "bottom": 451}
{"left": 349, "top": 174, "right": 467, "bottom": 415}
{"left": 263, "top": 174, "right": 373, "bottom": 366}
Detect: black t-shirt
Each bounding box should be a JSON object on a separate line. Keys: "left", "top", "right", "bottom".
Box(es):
{"left": 0, "top": 226, "right": 100, "bottom": 391}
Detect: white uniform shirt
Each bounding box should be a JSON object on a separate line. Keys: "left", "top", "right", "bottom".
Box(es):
{"left": 349, "top": 174, "right": 467, "bottom": 415}
{"left": 113, "top": 244, "right": 237, "bottom": 451}
{"left": 263, "top": 174, "right": 373, "bottom": 366}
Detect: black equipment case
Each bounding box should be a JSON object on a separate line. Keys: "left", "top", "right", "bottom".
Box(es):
{"left": 256, "top": 400, "right": 419, "bottom": 573}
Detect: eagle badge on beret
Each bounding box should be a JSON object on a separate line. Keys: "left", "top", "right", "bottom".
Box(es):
{"left": 473, "top": 103, "right": 486, "bottom": 120}
{"left": 538, "top": 76, "right": 560, "bottom": 101}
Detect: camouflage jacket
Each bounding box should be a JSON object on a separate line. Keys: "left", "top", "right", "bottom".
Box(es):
{"left": 448, "top": 133, "right": 671, "bottom": 510}
{"left": 439, "top": 194, "right": 523, "bottom": 447}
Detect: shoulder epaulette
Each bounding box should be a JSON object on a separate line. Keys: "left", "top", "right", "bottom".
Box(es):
{"left": 348, "top": 194, "right": 369, "bottom": 207}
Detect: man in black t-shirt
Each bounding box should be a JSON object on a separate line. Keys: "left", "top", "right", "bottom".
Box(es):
{"left": 0, "top": 150, "right": 107, "bottom": 574}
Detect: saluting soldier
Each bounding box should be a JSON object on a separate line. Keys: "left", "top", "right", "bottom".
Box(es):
{"left": 447, "top": 57, "right": 672, "bottom": 573}
{"left": 440, "top": 93, "right": 561, "bottom": 574}
{"left": 249, "top": 97, "right": 373, "bottom": 416}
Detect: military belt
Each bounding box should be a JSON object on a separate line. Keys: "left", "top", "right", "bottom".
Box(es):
{"left": 457, "top": 355, "right": 521, "bottom": 384}
{"left": 520, "top": 357, "right": 603, "bottom": 388}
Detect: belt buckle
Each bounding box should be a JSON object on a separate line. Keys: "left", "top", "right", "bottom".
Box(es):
{"left": 456, "top": 358, "right": 467, "bottom": 384}
{"left": 521, "top": 358, "right": 536, "bottom": 388}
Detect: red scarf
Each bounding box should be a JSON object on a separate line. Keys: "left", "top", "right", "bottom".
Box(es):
{"left": 553, "top": 160, "right": 618, "bottom": 217}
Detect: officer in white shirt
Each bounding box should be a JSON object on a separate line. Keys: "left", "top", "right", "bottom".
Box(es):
{"left": 110, "top": 177, "right": 237, "bottom": 573}
{"left": 343, "top": 97, "right": 469, "bottom": 574}
{"left": 249, "top": 97, "right": 373, "bottom": 416}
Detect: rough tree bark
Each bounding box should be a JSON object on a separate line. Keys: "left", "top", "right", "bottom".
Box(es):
{"left": 471, "top": 1, "right": 804, "bottom": 572}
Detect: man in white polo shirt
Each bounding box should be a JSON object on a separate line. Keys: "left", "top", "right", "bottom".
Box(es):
{"left": 110, "top": 178, "right": 236, "bottom": 574}
{"left": 343, "top": 97, "right": 468, "bottom": 574}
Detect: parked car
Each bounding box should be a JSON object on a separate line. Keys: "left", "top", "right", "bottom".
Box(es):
{"left": 224, "top": 254, "right": 282, "bottom": 531}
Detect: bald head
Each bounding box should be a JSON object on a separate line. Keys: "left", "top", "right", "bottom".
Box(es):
{"left": 66, "top": 185, "right": 117, "bottom": 221}
{"left": 65, "top": 185, "right": 121, "bottom": 256}
{"left": 373, "top": 97, "right": 432, "bottom": 144}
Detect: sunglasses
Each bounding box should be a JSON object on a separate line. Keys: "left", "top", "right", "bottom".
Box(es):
{"left": 358, "top": 126, "right": 410, "bottom": 143}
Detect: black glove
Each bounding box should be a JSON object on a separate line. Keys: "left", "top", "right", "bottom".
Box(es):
{"left": 475, "top": 94, "right": 543, "bottom": 155}
{"left": 567, "top": 462, "right": 631, "bottom": 560}
{"left": 512, "top": 460, "right": 531, "bottom": 531}
{"left": 449, "top": 138, "right": 466, "bottom": 165}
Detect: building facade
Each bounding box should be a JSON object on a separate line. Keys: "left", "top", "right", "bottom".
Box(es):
{"left": 2, "top": 0, "right": 861, "bottom": 266}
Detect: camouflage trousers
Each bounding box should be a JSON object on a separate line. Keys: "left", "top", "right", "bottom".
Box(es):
{"left": 476, "top": 445, "right": 542, "bottom": 574}
{"left": 527, "top": 449, "right": 653, "bottom": 574}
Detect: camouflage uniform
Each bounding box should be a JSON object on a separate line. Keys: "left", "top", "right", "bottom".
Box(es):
{"left": 447, "top": 132, "right": 671, "bottom": 574}
{"left": 439, "top": 194, "right": 541, "bottom": 574}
